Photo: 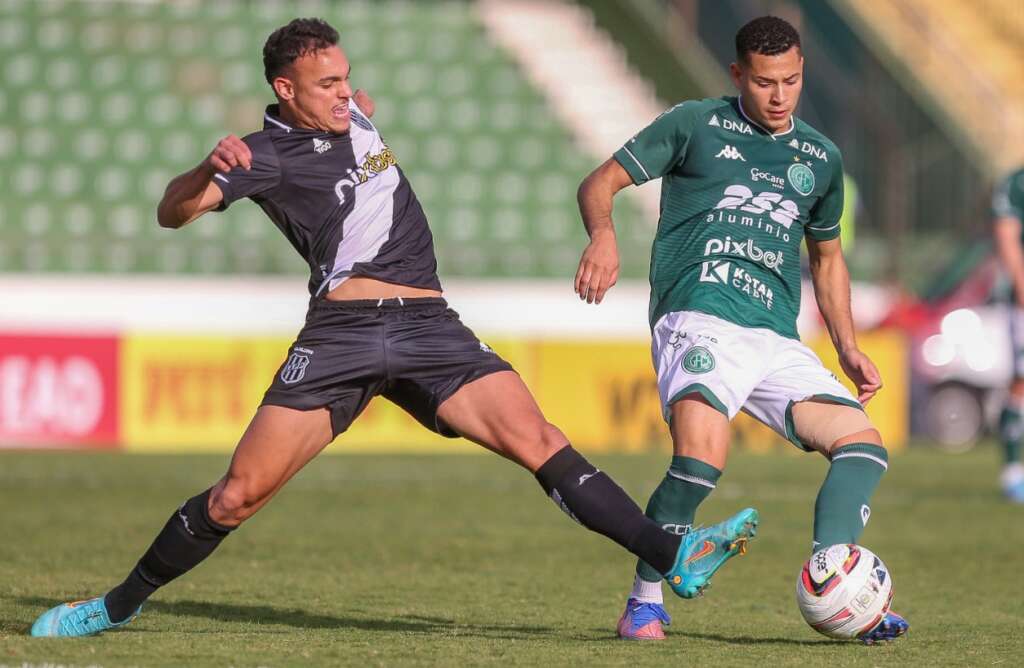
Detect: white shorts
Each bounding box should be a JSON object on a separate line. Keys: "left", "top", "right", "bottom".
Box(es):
{"left": 652, "top": 310, "right": 861, "bottom": 450}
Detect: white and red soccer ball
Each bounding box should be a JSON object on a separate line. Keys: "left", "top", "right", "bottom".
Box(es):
{"left": 795, "top": 544, "right": 893, "bottom": 639}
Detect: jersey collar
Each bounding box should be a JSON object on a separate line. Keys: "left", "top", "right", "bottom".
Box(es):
{"left": 263, "top": 105, "right": 293, "bottom": 132}
{"left": 736, "top": 97, "right": 795, "bottom": 140}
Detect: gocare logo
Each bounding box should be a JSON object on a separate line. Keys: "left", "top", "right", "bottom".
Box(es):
{"left": 703, "top": 236, "right": 784, "bottom": 273}
{"left": 750, "top": 168, "right": 785, "bottom": 190}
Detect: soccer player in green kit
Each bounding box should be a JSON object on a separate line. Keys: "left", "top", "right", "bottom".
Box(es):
{"left": 992, "top": 165, "right": 1024, "bottom": 502}
{"left": 574, "top": 16, "right": 909, "bottom": 642}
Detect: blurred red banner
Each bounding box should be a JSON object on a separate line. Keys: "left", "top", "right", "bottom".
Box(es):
{"left": 0, "top": 334, "right": 120, "bottom": 448}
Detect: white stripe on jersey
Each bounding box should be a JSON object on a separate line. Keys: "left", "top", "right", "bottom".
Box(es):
{"left": 622, "top": 146, "right": 650, "bottom": 180}
{"left": 318, "top": 98, "right": 396, "bottom": 295}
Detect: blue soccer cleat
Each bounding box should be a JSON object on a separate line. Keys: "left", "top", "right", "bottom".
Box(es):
{"left": 616, "top": 598, "right": 671, "bottom": 640}
{"left": 858, "top": 610, "right": 909, "bottom": 644}
{"left": 29, "top": 596, "right": 140, "bottom": 638}
{"left": 664, "top": 507, "right": 759, "bottom": 599}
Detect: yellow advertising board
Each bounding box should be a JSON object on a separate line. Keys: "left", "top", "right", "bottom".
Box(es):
{"left": 120, "top": 330, "right": 906, "bottom": 453}
{"left": 121, "top": 333, "right": 533, "bottom": 453}
{"left": 533, "top": 330, "right": 908, "bottom": 453}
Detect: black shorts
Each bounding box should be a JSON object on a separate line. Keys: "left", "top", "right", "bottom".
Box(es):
{"left": 261, "top": 297, "right": 514, "bottom": 437}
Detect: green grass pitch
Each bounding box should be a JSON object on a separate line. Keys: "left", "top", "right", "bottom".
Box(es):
{"left": 2, "top": 446, "right": 1021, "bottom": 666}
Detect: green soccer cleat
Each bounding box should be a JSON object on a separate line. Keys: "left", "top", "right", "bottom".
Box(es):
{"left": 29, "top": 596, "right": 140, "bottom": 638}
{"left": 664, "top": 507, "right": 759, "bottom": 599}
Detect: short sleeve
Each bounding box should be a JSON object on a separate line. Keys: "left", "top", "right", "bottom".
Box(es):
{"left": 612, "top": 102, "right": 699, "bottom": 185}
{"left": 805, "top": 152, "right": 844, "bottom": 241}
{"left": 992, "top": 169, "right": 1024, "bottom": 222}
{"left": 212, "top": 132, "right": 281, "bottom": 211}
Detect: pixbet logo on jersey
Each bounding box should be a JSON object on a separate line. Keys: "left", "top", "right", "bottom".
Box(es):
{"left": 698, "top": 259, "right": 775, "bottom": 310}
{"left": 706, "top": 184, "right": 800, "bottom": 242}
{"left": 703, "top": 236, "right": 784, "bottom": 273}
{"left": 333, "top": 146, "right": 397, "bottom": 205}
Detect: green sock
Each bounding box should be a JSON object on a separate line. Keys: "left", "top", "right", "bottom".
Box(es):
{"left": 635, "top": 456, "right": 721, "bottom": 582}
{"left": 813, "top": 443, "right": 888, "bottom": 551}
{"left": 999, "top": 406, "right": 1023, "bottom": 465}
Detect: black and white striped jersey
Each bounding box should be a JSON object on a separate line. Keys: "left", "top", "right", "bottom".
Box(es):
{"left": 212, "top": 102, "right": 441, "bottom": 296}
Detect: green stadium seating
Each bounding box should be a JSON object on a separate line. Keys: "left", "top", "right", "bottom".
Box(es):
{"left": 0, "top": 0, "right": 649, "bottom": 279}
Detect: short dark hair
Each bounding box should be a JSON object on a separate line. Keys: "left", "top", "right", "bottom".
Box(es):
{"left": 735, "top": 16, "right": 801, "bottom": 63}
{"left": 263, "top": 18, "right": 339, "bottom": 84}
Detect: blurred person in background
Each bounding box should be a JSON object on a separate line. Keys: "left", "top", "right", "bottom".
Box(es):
{"left": 992, "top": 165, "right": 1024, "bottom": 502}
{"left": 29, "top": 17, "right": 716, "bottom": 639}
{"left": 574, "top": 16, "right": 907, "bottom": 643}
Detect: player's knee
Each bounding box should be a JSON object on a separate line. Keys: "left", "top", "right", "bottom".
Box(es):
{"left": 539, "top": 421, "right": 569, "bottom": 455}
{"left": 829, "top": 428, "right": 884, "bottom": 453}
{"left": 209, "top": 476, "right": 271, "bottom": 526}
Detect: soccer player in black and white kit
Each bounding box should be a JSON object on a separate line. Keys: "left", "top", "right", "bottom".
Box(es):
{"left": 29, "top": 18, "right": 720, "bottom": 637}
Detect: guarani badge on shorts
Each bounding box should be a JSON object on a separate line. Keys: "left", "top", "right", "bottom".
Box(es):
{"left": 281, "top": 347, "right": 313, "bottom": 384}
{"left": 682, "top": 346, "right": 715, "bottom": 374}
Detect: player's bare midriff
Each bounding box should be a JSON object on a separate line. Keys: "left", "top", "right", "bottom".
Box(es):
{"left": 324, "top": 275, "right": 442, "bottom": 301}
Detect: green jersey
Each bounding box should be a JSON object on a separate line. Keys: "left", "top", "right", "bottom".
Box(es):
{"left": 993, "top": 166, "right": 1024, "bottom": 227}
{"left": 613, "top": 96, "right": 844, "bottom": 339}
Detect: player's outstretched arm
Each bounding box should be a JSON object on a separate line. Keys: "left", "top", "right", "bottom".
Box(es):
{"left": 994, "top": 215, "right": 1024, "bottom": 306}
{"left": 575, "top": 158, "right": 633, "bottom": 304}
{"left": 156, "top": 135, "right": 251, "bottom": 229}
{"left": 806, "top": 236, "right": 882, "bottom": 404}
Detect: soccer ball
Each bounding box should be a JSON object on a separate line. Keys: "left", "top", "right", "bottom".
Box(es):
{"left": 795, "top": 544, "right": 893, "bottom": 639}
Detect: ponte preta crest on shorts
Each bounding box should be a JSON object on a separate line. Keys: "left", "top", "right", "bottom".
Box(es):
{"left": 280, "top": 351, "right": 311, "bottom": 384}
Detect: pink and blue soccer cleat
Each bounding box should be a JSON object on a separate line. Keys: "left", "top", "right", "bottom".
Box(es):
{"left": 29, "top": 596, "right": 140, "bottom": 637}
{"left": 663, "top": 507, "right": 759, "bottom": 599}
{"left": 616, "top": 598, "right": 671, "bottom": 640}
{"left": 857, "top": 610, "right": 909, "bottom": 644}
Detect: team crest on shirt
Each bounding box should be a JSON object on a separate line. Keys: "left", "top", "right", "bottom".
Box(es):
{"left": 787, "top": 163, "right": 815, "bottom": 196}
{"left": 682, "top": 346, "right": 715, "bottom": 374}
{"left": 280, "top": 348, "right": 313, "bottom": 384}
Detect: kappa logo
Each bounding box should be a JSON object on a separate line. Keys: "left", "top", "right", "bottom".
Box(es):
{"left": 708, "top": 114, "right": 753, "bottom": 135}
{"left": 715, "top": 145, "right": 746, "bottom": 161}
{"left": 312, "top": 137, "right": 332, "bottom": 154}
{"left": 280, "top": 349, "right": 312, "bottom": 384}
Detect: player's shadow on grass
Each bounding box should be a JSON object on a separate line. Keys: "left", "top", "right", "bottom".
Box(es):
{"left": 158, "top": 599, "right": 561, "bottom": 640}
{"left": 15, "top": 595, "right": 557, "bottom": 639}
{"left": 672, "top": 630, "right": 848, "bottom": 647}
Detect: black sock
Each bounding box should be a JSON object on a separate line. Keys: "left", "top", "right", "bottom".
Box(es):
{"left": 535, "top": 445, "right": 682, "bottom": 575}
{"left": 105, "top": 488, "right": 233, "bottom": 622}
